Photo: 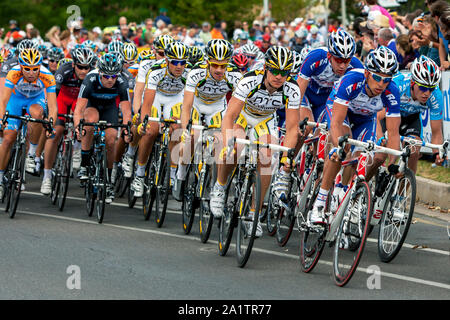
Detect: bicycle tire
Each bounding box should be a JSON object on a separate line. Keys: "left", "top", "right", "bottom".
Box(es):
{"left": 8, "top": 143, "right": 26, "bottom": 219}
{"left": 58, "top": 141, "right": 72, "bottom": 211}
{"left": 236, "top": 170, "right": 261, "bottom": 268}
{"left": 155, "top": 149, "right": 170, "bottom": 228}
{"left": 199, "top": 163, "right": 217, "bottom": 243}
{"left": 218, "top": 167, "right": 240, "bottom": 257}
{"left": 265, "top": 181, "right": 278, "bottom": 236}
{"left": 378, "top": 168, "right": 416, "bottom": 263}
{"left": 143, "top": 146, "right": 158, "bottom": 221}
{"left": 96, "top": 148, "right": 108, "bottom": 224}
{"left": 182, "top": 162, "right": 197, "bottom": 234}
{"left": 299, "top": 177, "right": 327, "bottom": 273}
{"left": 51, "top": 141, "right": 63, "bottom": 205}
{"left": 275, "top": 179, "right": 298, "bottom": 247}
{"left": 333, "top": 181, "right": 372, "bottom": 287}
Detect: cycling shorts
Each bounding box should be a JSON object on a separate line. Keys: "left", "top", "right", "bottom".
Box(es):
{"left": 57, "top": 91, "right": 77, "bottom": 126}
{"left": 192, "top": 96, "right": 226, "bottom": 128}
{"left": 87, "top": 101, "right": 119, "bottom": 125}
{"left": 150, "top": 91, "right": 184, "bottom": 120}
{"left": 5, "top": 91, "right": 46, "bottom": 131}
{"left": 235, "top": 109, "right": 277, "bottom": 142}
{"left": 380, "top": 112, "right": 422, "bottom": 139}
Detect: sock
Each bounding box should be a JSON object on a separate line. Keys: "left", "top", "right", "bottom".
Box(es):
{"left": 214, "top": 181, "right": 226, "bottom": 192}
{"left": 81, "top": 150, "right": 90, "bottom": 167}
{"left": 170, "top": 165, "right": 176, "bottom": 180}
{"left": 43, "top": 169, "right": 52, "bottom": 180}
{"left": 176, "top": 164, "right": 187, "bottom": 181}
{"left": 113, "top": 162, "right": 118, "bottom": 170}
{"left": 126, "top": 145, "right": 137, "bottom": 157}
{"left": 314, "top": 188, "right": 329, "bottom": 209}
{"left": 0, "top": 170, "right": 4, "bottom": 182}
{"left": 136, "top": 162, "right": 146, "bottom": 177}
{"left": 73, "top": 140, "right": 81, "bottom": 150}
{"left": 28, "top": 143, "right": 37, "bottom": 156}
{"left": 333, "top": 183, "right": 344, "bottom": 198}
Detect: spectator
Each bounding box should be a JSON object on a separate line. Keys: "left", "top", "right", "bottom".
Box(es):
{"left": 233, "top": 21, "right": 243, "bottom": 41}
{"left": 412, "top": 15, "right": 441, "bottom": 66}
{"left": 377, "top": 28, "right": 396, "bottom": 52}
{"left": 120, "top": 25, "right": 132, "bottom": 43}
{"left": 199, "top": 22, "right": 212, "bottom": 44}
{"left": 431, "top": 0, "right": 450, "bottom": 70}
{"left": 133, "top": 27, "right": 145, "bottom": 47}
{"left": 221, "top": 21, "right": 228, "bottom": 40}
{"left": 118, "top": 16, "right": 127, "bottom": 29}
{"left": 154, "top": 20, "right": 167, "bottom": 37}
{"left": 290, "top": 27, "right": 308, "bottom": 53}
{"left": 155, "top": 8, "right": 172, "bottom": 26}
{"left": 252, "top": 20, "right": 263, "bottom": 40}
{"left": 259, "top": 33, "right": 271, "bottom": 53}
{"left": 45, "top": 26, "right": 61, "bottom": 47}
{"left": 4, "top": 20, "right": 20, "bottom": 45}
{"left": 364, "top": 0, "right": 396, "bottom": 29}
{"left": 211, "top": 22, "right": 224, "bottom": 39}
{"left": 184, "top": 28, "right": 196, "bottom": 46}
{"left": 59, "top": 30, "right": 72, "bottom": 57}
{"left": 396, "top": 34, "right": 416, "bottom": 70}
{"left": 438, "top": 9, "right": 450, "bottom": 70}
{"left": 306, "top": 25, "right": 325, "bottom": 48}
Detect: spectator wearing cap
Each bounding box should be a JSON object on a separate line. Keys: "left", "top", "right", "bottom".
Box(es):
{"left": 306, "top": 25, "right": 325, "bottom": 48}
{"left": 364, "top": 0, "right": 396, "bottom": 29}
{"left": 4, "top": 20, "right": 20, "bottom": 45}
{"left": 258, "top": 33, "right": 271, "bottom": 53}
{"left": 211, "top": 22, "right": 224, "bottom": 39}
{"left": 155, "top": 8, "right": 172, "bottom": 27}
{"left": 199, "top": 22, "right": 212, "bottom": 44}
{"left": 252, "top": 20, "right": 263, "bottom": 40}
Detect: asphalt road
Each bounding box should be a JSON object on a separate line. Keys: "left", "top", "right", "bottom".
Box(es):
{"left": 0, "top": 174, "right": 449, "bottom": 300}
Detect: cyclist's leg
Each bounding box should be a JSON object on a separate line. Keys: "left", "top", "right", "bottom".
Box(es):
{"left": 400, "top": 113, "right": 422, "bottom": 174}
{"left": 79, "top": 106, "right": 99, "bottom": 177}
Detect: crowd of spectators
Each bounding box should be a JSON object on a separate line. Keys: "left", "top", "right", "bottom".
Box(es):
{"left": 1, "top": 2, "right": 449, "bottom": 71}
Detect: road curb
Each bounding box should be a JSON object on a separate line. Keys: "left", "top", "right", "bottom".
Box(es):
{"left": 415, "top": 176, "right": 450, "bottom": 211}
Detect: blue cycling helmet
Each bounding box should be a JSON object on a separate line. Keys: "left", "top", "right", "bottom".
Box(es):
{"left": 328, "top": 29, "right": 356, "bottom": 59}
{"left": 97, "top": 52, "right": 122, "bottom": 75}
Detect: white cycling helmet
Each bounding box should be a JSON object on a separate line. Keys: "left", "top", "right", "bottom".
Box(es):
{"left": 365, "top": 46, "right": 398, "bottom": 76}
{"left": 410, "top": 55, "right": 441, "bottom": 87}
{"left": 328, "top": 29, "right": 356, "bottom": 59}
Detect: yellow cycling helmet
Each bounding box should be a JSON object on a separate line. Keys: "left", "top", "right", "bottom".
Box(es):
{"left": 165, "top": 42, "right": 189, "bottom": 60}
{"left": 18, "top": 48, "right": 43, "bottom": 67}
{"left": 121, "top": 43, "right": 138, "bottom": 63}
{"left": 57, "top": 58, "right": 73, "bottom": 69}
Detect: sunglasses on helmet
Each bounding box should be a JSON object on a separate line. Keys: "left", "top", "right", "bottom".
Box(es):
{"left": 268, "top": 67, "right": 290, "bottom": 77}
{"left": 369, "top": 71, "right": 392, "bottom": 84}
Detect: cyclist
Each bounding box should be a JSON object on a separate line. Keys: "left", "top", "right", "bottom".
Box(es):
{"left": 130, "top": 42, "right": 189, "bottom": 197}
{"left": 122, "top": 35, "right": 174, "bottom": 178}
{"left": 230, "top": 53, "right": 249, "bottom": 74}
{"left": 187, "top": 46, "right": 205, "bottom": 71}
{"left": 368, "top": 55, "right": 445, "bottom": 179}
{"left": 74, "top": 53, "right": 132, "bottom": 204}
{"left": 40, "top": 47, "right": 96, "bottom": 195}
{"left": 0, "top": 48, "right": 57, "bottom": 197}
{"left": 46, "top": 47, "right": 65, "bottom": 75}
{"left": 210, "top": 46, "right": 301, "bottom": 237}
{"left": 173, "top": 39, "right": 242, "bottom": 201}
{"left": 309, "top": 46, "right": 401, "bottom": 225}
{"left": 239, "top": 43, "right": 261, "bottom": 70}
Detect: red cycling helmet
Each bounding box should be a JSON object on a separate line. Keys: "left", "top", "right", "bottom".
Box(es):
{"left": 232, "top": 53, "right": 249, "bottom": 70}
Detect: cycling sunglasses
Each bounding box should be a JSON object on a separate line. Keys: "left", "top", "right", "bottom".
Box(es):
{"left": 76, "top": 64, "right": 91, "bottom": 70}
{"left": 209, "top": 62, "right": 228, "bottom": 69}
{"left": 331, "top": 55, "right": 352, "bottom": 64}
{"left": 23, "top": 66, "right": 40, "bottom": 72}
{"left": 48, "top": 59, "right": 57, "bottom": 63}
{"left": 245, "top": 54, "right": 256, "bottom": 60}
{"left": 169, "top": 59, "right": 187, "bottom": 66}
{"left": 102, "top": 74, "right": 118, "bottom": 79}
{"left": 268, "top": 67, "right": 290, "bottom": 77}
{"left": 414, "top": 81, "right": 436, "bottom": 92}
{"left": 369, "top": 71, "right": 392, "bottom": 84}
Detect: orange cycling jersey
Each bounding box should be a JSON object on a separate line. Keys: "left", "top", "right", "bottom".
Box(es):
{"left": 5, "top": 64, "right": 56, "bottom": 98}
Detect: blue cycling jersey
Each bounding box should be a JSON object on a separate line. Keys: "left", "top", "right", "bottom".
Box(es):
{"left": 298, "top": 47, "right": 363, "bottom": 108}
{"left": 392, "top": 72, "right": 443, "bottom": 121}
{"left": 326, "top": 69, "right": 401, "bottom": 118}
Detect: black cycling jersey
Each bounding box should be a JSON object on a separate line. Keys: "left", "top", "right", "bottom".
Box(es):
{"left": 0, "top": 56, "right": 18, "bottom": 78}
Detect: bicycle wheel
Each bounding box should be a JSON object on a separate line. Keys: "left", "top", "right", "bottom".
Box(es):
{"left": 275, "top": 179, "right": 298, "bottom": 247}
{"left": 8, "top": 143, "right": 26, "bottom": 219}
{"left": 114, "top": 164, "right": 127, "bottom": 198}
{"left": 236, "top": 170, "right": 261, "bottom": 268}
{"left": 143, "top": 145, "right": 158, "bottom": 221}
{"left": 378, "top": 168, "right": 416, "bottom": 263}
{"left": 96, "top": 149, "right": 108, "bottom": 224}
{"left": 199, "top": 163, "right": 217, "bottom": 243}
{"left": 155, "top": 149, "right": 170, "bottom": 228}
{"left": 57, "top": 141, "right": 72, "bottom": 211}
{"left": 265, "top": 179, "right": 278, "bottom": 236}
{"left": 85, "top": 164, "right": 96, "bottom": 217}
{"left": 51, "top": 142, "right": 63, "bottom": 205}
{"left": 299, "top": 177, "right": 327, "bottom": 273}
{"left": 181, "top": 162, "right": 197, "bottom": 234}
{"left": 333, "top": 181, "right": 372, "bottom": 287}
{"left": 218, "top": 168, "right": 241, "bottom": 257}
{"left": 127, "top": 154, "right": 138, "bottom": 208}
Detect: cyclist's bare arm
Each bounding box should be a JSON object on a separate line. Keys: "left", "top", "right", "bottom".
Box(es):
{"left": 46, "top": 91, "right": 57, "bottom": 126}
{"left": 385, "top": 116, "right": 401, "bottom": 165}
{"left": 296, "top": 77, "right": 309, "bottom": 106}
{"left": 140, "top": 88, "right": 156, "bottom": 119}
{"left": 0, "top": 86, "right": 12, "bottom": 119}
{"left": 329, "top": 102, "right": 349, "bottom": 148}
{"left": 283, "top": 107, "right": 300, "bottom": 150}
{"left": 74, "top": 97, "right": 88, "bottom": 128}
{"left": 376, "top": 109, "right": 386, "bottom": 142}
{"left": 120, "top": 100, "right": 132, "bottom": 125}
{"left": 181, "top": 90, "right": 195, "bottom": 130}
{"left": 430, "top": 119, "right": 444, "bottom": 155}
{"left": 132, "top": 81, "right": 145, "bottom": 115}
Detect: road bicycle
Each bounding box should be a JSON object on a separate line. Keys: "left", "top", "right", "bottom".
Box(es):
{"left": 1, "top": 112, "right": 53, "bottom": 218}
{"left": 79, "top": 119, "right": 130, "bottom": 224}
